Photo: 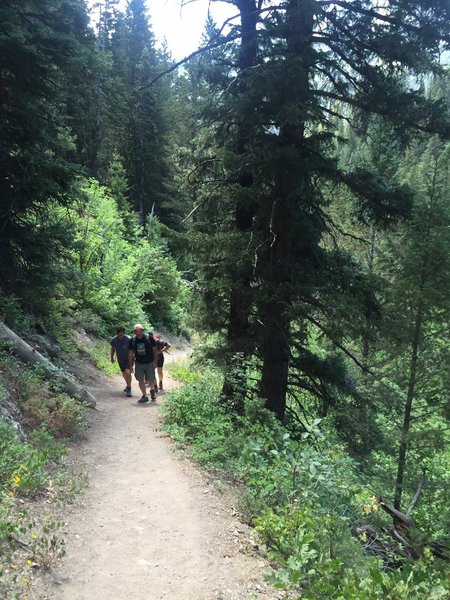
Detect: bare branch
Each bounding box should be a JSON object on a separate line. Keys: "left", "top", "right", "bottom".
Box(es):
{"left": 406, "top": 478, "right": 425, "bottom": 517}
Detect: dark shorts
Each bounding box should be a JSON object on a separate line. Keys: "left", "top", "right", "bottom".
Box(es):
{"left": 157, "top": 355, "right": 164, "bottom": 368}
{"left": 135, "top": 362, "right": 156, "bottom": 382}
{"left": 118, "top": 361, "right": 129, "bottom": 373}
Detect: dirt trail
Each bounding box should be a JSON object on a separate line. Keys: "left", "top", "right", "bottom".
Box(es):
{"left": 32, "top": 352, "right": 280, "bottom": 600}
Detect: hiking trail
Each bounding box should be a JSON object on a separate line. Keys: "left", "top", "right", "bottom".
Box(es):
{"left": 30, "top": 350, "right": 283, "bottom": 600}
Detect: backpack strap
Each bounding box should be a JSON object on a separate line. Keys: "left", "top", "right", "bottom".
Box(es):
{"left": 132, "top": 333, "right": 150, "bottom": 352}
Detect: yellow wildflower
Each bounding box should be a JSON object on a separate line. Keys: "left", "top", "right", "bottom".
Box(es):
{"left": 363, "top": 495, "right": 380, "bottom": 514}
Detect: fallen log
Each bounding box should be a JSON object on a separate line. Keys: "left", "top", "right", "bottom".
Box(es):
{"left": 379, "top": 496, "right": 450, "bottom": 561}
{"left": 0, "top": 321, "right": 96, "bottom": 408}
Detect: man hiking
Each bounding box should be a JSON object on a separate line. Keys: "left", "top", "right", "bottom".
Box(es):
{"left": 129, "top": 324, "right": 158, "bottom": 403}
{"left": 110, "top": 326, "right": 132, "bottom": 397}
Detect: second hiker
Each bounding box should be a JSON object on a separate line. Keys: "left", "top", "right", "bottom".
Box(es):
{"left": 110, "top": 326, "right": 132, "bottom": 397}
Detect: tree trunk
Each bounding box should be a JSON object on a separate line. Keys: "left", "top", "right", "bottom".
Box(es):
{"left": 0, "top": 322, "right": 96, "bottom": 408}
{"left": 260, "top": 304, "right": 291, "bottom": 421}
{"left": 221, "top": 0, "right": 259, "bottom": 409}
{"left": 394, "top": 300, "right": 423, "bottom": 510}
{"left": 259, "top": 0, "right": 313, "bottom": 421}
{"left": 394, "top": 187, "right": 435, "bottom": 510}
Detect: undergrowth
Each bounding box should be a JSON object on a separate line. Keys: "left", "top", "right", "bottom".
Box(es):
{"left": 85, "top": 340, "right": 118, "bottom": 376}
{"left": 0, "top": 344, "right": 89, "bottom": 598}
{"left": 161, "top": 368, "right": 450, "bottom": 599}
{"left": 0, "top": 351, "right": 87, "bottom": 438}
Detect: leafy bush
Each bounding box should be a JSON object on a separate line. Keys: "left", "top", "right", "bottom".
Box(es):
{"left": 168, "top": 365, "right": 199, "bottom": 384}
{"left": 23, "top": 394, "right": 86, "bottom": 438}
{"left": 161, "top": 375, "right": 450, "bottom": 598}
{"left": 0, "top": 295, "right": 34, "bottom": 335}
{"left": 255, "top": 504, "right": 450, "bottom": 598}
{"left": 85, "top": 340, "right": 118, "bottom": 376}
{"left": 161, "top": 369, "right": 235, "bottom": 466}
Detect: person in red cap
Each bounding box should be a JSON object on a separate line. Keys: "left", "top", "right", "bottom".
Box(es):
{"left": 128, "top": 324, "right": 158, "bottom": 402}
{"left": 153, "top": 333, "right": 171, "bottom": 392}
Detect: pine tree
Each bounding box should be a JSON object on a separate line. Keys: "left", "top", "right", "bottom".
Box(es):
{"left": 105, "top": 152, "right": 137, "bottom": 238}
{"left": 381, "top": 139, "right": 450, "bottom": 510}
{"left": 0, "top": 0, "right": 94, "bottom": 298}
{"left": 104, "top": 0, "right": 176, "bottom": 225}
{"left": 191, "top": 0, "right": 449, "bottom": 422}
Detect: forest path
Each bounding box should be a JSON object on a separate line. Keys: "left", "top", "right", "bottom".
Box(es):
{"left": 32, "top": 350, "right": 279, "bottom": 600}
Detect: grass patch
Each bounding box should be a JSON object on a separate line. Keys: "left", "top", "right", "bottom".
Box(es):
{"left": 83, "top": 340, "right": 118, "bottom": 376}
{"left": 167, "top": 357, "right": 199, "bottom": 384}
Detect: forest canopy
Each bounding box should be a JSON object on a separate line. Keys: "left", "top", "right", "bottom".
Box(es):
{"left": 0, "top": 0, "right": 449, "bottom": 596}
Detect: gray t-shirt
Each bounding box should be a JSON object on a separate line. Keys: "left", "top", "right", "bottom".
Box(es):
{"left": 110, "top": 334, "right": 131, "bottom": 365}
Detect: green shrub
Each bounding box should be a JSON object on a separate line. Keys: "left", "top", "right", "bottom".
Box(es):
{"left": 168, "top": 365, "right": 199, "bottom": 384}
{"left": 23, "top": 394, "right": 87, "bottom": 438}
{"left": 162, "top": 370, "right": 234, "bottom": 467}
{"left": 0, "top": 416, "right": 74, "bottom": 597}
{"left": 30, "top": 427, "right": 68, "bottom": 461}
{"left": 255, "top": 502, "right": 369, "bottom": 596}
{"left": 0, "top": 295, "right": 34, "bottom": 335}
{"left": 255, "top": 504, "right": 450, "bottom": 599}
{"left": 0, "top": 420, "right": 50, "bottom": 497}
{"left": 85, "top": 341, "right": 118, "bottom": 375}
{"left": 161, "top": 373, "right": 450, "bottom": 599}
{"left": 0, "top": 353, "right": 87, "bottom": 438}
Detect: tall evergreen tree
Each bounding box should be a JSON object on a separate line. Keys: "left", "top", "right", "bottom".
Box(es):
{"left": 191, "top": 0, "right": 449, "bottom": 422}
{"left": 104, "top": 0, "right": 176, "bottom": 225}
{"left": 0, "top": 0, "right": 94, "bottom": 298}
{"left": 380, "top": 138, "right": 450, "bottom": 510}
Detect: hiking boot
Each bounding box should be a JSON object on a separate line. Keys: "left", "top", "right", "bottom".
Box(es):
{"left": 153, "top": 384, "right": 158, "bottom": 393}
{"left": 159, "top": 382, "right": 163, "bottom": 391}
{"left": 123, "top": 387, "right": 128, "bottom": 392}
{"left": 138, "top": 395, "right": 149, "bottom": 403}
{"left": 126, "top": 388, "right": 132, "bottom": 397}
{"left": 150, "top": 389, "right": 156, "bottom": 401}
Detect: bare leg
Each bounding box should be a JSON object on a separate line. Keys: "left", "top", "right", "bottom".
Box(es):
{"left": 157, "top": 367, "right": 164, "bottom": 390}
{"left": 149, "top": 379, "right": 157, "bottom": 400}
{"left": 138, "top": 379, "right": 147, "bottom": 397}
{"left": 123, "top": 369, "right": 132, "bottom": 388}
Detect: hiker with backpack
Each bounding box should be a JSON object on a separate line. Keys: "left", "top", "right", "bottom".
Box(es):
{"left": 153, "top": 334, "right": 171, "bottom": 392}
{"left": 110, "top": 326, "right": 133, "bottom": 397}
{"left": 128, "top": 324, "right": 158, "bottom": 403}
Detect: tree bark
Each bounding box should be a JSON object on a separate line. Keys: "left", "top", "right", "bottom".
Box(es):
{"left": 221, "top": 0, "right": 259, "bottom": 410}
{"left": 394, "top": 189, "right": 434, "bottom": 510}
{"left": 0, "top": 322, "right": 96, "bottom": 408}
{"left": 394, "top": 300, "right": 423, "bottom": 510}
{"left": 260, "top": 0, "right": 313, "bottom": 421}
